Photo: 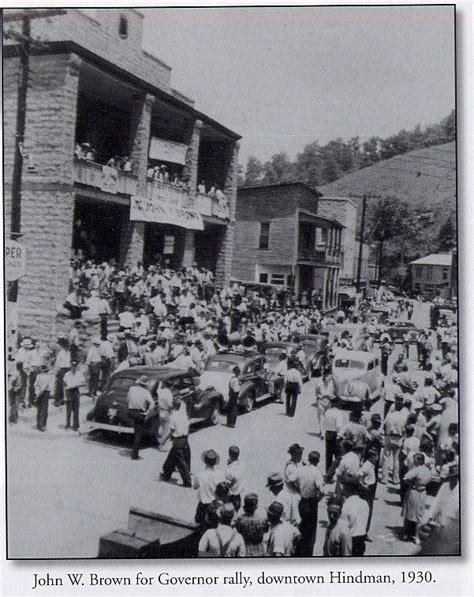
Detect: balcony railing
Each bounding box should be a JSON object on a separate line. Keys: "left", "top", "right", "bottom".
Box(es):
{"left": 196, "top": 193, "right": 230, "bottom": 220}
{"left": 73, "top": 159, "right": 138, "bottom": 195}
{"left": 298, "top": 247, "right": 342, "bottom": 264}
{"left": 145, "top": 180, "right": 190, "bottom": 208}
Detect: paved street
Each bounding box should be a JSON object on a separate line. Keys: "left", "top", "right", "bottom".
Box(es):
{"left": 7, "top": 302, "right": 433, "bottom": 558}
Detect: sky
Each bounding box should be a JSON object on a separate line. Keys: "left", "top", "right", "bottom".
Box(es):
{"left": 142, "top": 5, "right": 455, "bottom": 166}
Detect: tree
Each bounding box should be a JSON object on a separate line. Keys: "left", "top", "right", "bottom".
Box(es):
{"left": 294, "top": 142, "right": 323, "bottom": 188}
{"left": 436, "top": 214, "right": 456, "bottom": 252}
{"left": 261, "top": 152, "right": 294, "bottom": 184}
{"left": 242, "top": 155, "right": 264, "bottom": 186}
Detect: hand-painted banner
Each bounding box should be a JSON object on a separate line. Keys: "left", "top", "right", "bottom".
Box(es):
{"left": 130, "top": 195, "right": 204, "bottom": 230}
{"left": 149, "top": 137, "right": 188, "bottom": 165}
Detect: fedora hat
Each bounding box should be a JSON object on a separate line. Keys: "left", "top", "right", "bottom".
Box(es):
{"left": 266, "top": 473, "right": 284, "bottom": 488}
{"left": 288, "top": 443, "right": 304, "bottom": 455}
{"left": 202, "top": 449, "right": 220, "bottom": 466}
{"left": 266, "top": 501, "right": 284, "bottom": 519}
{"left": 21, "top": 338, "right": 34, "bottom": 348}
{"left": 136, "top": 375, "right": 149, "bottom": 387}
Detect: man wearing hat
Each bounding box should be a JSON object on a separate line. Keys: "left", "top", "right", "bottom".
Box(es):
{"left": 63, "top": 360, "right": 86, "bottom": 431}
{"left": 86, "top": 337, "right": 102, "bottom": 397}
{"left": 225, "top": 446, "right": 246, "bottom": 514}
{"left": 284, "top": 358, "right": 303, "bottom": 417}
{"left": 235, "top": 494, "right": 269, "bottom": 557}
{"left": 15, "top": 338, "right": 34, "bottom": 407}
{"left": 266, "top": 501, "right": 301, "bottom": 556}
{"left": 100, "top": 335, "right": 115, "bottom": 389}
{"left": 324, "top": 396, "right": 344, "bottom": 480}
{"left": 266, "top": 473, "right": 300, "bottom": 527}
{"left": 53, "top": 336, "right": 71, "bottom": 406}
{"left": 160, "top": 398, "right": 192, "bottom": 487}
{"left": 198, "top": 503, "right": 245, "bottom": 557}
{"left": 193, "top": 449, "right": 224, "bottom": 526}
{"left": 34, "top": 364, "right": 55, "bottom": 431}
{"left": 284, "top": 443, "right": 304, "bottom": 494}
{"left": 127, "top": 375, "right": 153, "bottom": 460}
{"left": 380, "top": 393, "right": 409, "bottom": 484}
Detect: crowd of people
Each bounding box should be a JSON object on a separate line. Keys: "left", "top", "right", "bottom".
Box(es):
{"left": 8, "top": 261, "right": 459, "bottom": 556}
{"left": 146, "top": 163, "right": 189, "bottom": 189}
{"left": 74, "top": 142, "right": 135, "bottom": 174}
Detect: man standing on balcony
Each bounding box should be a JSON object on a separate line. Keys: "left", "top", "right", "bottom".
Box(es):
{"left": 198, "top": 180, "right": 206, "bottom": 194}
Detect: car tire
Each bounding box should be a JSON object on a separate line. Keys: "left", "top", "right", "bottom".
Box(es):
{"left": 241, "top": 392, "right": 255, "bottom": 413}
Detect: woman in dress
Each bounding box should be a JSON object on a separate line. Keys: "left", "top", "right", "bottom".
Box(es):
{"left": 402, "top": 452, "right": 431, "bottom": 544}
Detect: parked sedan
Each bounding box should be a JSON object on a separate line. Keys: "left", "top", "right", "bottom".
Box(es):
{"left": 200, "top": 351, "right": 279, "bottom": 413}
{"left": 298, "top": 334, "right": 330, "bottom": 377}
{"left": 85, "top": 366, "right": 223, "bottom": 442}
{"left": 332, "top": 349, "right": 383, "bottom": 405}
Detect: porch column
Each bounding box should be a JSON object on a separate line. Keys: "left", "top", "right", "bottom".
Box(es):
{"left": 215, "top": 139, "right": 240, "bottom": 287}
{"left": 123, "top": 93, "right": 154, "bottom": 268}
{"left": 182, "top": 229, "right": 196, "bottom": 267}
{"left": 183, "top": 119, "right": 202, "bottom": 209}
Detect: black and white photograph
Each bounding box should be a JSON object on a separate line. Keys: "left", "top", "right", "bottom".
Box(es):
{"left": 3, "top": 4, "right": 460, "bottom": 563}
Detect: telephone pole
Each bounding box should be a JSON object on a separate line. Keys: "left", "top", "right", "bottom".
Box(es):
{"left": 351, "top": 193, "right": 381, "bottom": 293}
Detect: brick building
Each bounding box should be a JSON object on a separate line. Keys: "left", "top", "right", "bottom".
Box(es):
{"left": 232, "top": 183, "right": 343, "bottom": 311}
{"left": 409, "top": 253, "right": 453, "bottom": 299}
{"left": 4, "top": 9, "right": 240, "bottom": 340}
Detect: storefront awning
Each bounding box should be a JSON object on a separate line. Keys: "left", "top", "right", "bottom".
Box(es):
{"left": 130, "top": 196, "right": 204, "bottom": 230}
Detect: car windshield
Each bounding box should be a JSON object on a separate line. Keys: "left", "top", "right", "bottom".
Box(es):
{"left": 205, "top": 360, "right": 237, "bottom": 373}
{"left": 334, "top": 359, "right": 366, "bottom": 370}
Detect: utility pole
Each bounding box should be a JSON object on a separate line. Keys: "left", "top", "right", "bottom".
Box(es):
{"left": 350, "top": 192, "right": 381, "bottom": 294}
{"left": 4, "top": 9, "right": 66, "bottom": 302}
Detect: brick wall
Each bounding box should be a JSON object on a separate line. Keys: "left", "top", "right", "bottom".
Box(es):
{"left": 5, "top": 8, "right": 173, "bottom": 94}
{"left": 4, "top": 53, "right": 81, "bottom": 341}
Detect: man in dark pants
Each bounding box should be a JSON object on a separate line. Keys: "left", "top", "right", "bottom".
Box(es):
{"left": 284, "top": 358, "right": 303, "bottom": 417}
{"left": 34, "top": 364, "right": 54, "bottom": 431}
{"left": 324, "top": 396, "right": 343, "bottom": 481}
{"left": 63, "top": 361, "right": 86, "bottom": 431}
{"left": 295, "top": 450, "right": 324, "bottom": 556}
{"left": 160, "top": 397, "right": 192, "bottom": 487}
{"left": 127, "top": 375, "right": 153, "bottom": 460}
{"left": 226, "top": 366, "right": 241, "bottom": 428}
{"left": 380, "top": 337, "right": 392, "bottom": 377}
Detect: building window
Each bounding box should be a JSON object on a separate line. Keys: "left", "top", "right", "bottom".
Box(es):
{"left": 270, "top": 274, "right": 285, "bottom": 285}
{"left": 414, "top": 282, "right": 421, "bottom": 291}
{"left": 163, "top": 235, "right": 174, "bottom": 254}
{"left": 416, "top": 266, "right": 422, "bottom": 278}
{"left": 259, "top": 222, "right": 270, "bottom": 249}
{"left": 259, "top": 273, "right": 268, "bottom": 284}
{"left": 442, "top": 267, "right": 449, "bottom": 280}
{"left": 427, "top": 267, "right": 433, "bottom": 280}
{"left": 119, "top": 14, "right": 129, "bottom": 39}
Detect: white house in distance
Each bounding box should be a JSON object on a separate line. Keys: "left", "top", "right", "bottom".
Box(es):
{"left": 409, "top": 253, "right": 453, "bottom": 299}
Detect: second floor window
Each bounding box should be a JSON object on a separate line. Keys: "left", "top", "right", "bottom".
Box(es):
{"left": 416, "top": 266, "right": 422, "bottom": 278}
{"left": 259, "top": 222, "right": 270, "bottom": 249}
{"left": 427, "top": 267, "right": 433, "bottom": 280}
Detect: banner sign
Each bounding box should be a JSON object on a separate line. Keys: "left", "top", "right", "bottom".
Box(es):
{"left": 130, "top": 196, "right": 204, "bottom": 230}
{"left": 149, "top": 137, "right": 188, "bottom": 165}
{"left": 100, "top": 165, "right": 118, "bottom": 194}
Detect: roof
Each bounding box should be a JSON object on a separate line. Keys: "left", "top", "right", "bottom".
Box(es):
{"left": 238, "top": 181, "right": 323, "bottom": 198}
{"left": 409, "top": 254, "right": 453, "bottom": 266}
{"left": 114, "top": 366, "right": 186, "bottom": 378}
{"left": 333, "top": 349, "right": 376, "bottom": 361}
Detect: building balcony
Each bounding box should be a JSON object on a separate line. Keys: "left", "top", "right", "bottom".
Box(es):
{"left": 145, "top": 179, "right": 190, "bottom": 208}
{"left": 73, "top": 158, "right": 138, "bottom": 196}
{"left": 196, "top": 193, "right": 230, "bottom": 220}
{"left": 298, "top": 247, "right": 342, "bottom": 265}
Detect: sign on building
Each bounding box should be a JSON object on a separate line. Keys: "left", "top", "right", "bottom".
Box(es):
{"left": 149, "top": 137, "right": 188, "bottom": 165}
{"left": 130, "top": 195, "right": 204, "bottom": 230}
{"left": 5, "top": 239, "right": 27, "bottom": 281}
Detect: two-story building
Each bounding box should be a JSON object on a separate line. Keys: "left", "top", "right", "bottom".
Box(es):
{"left": 409, "top": 253, "right": 453, "bottom": 299}
{"left": 4, "top": 8, "right": 240, "bottom": 339}
{"left": 232, "top": 182, "right": 343, "bottom": 311}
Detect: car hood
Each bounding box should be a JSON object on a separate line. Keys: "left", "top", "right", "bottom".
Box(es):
{"left": 199, "top": 371, "right": 231, "bottom": 398}
{"left": 332, "top": 369, "right": 362, "bottom": 383}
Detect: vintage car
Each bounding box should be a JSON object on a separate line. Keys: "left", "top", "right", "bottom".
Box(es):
{"left": 85, "top": 366, "right": 224, "bottom": 442}
{"left": 297, "top": 334, "right": 330, "bottom": 377}
{"left": 374, "top": 321, "right": 418, "bottom": 343}
{"left": 200, "top": 351, "right": 280, "bottom": 413}
{"left": 260, "top": 342, "right": 310, "bottom": 382}
{"left": 332, "top": 349, "right": 383, "bottom": 405}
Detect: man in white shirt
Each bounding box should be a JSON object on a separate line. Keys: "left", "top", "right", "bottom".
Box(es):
{"left": 118, "top": 306, "right": 135, "bottom": 331}
{"left": 266, "top": 501, "right": 301, "bottom": 556}
{"left": 325, "top": 396, "right": 344, "bottom": 480}
{"left": 156, "top": 379, "right": 174, "bottom": 452}
{"left": 225, "top": 445, "right": 246, "bottom": 514}
{"left": 198, "top": 503, "right": 246, "bottom": 557}
{"left": 380, "top": 394, "right": 408, "bottom": 484}
{"left": 160, "top": 398, "right": 192, "bottom": 487}
{"left": 127, "top": 374, "right": 153, "bottom": 460}
{"left": 265, "top": 473, "right": 301, "bottom": 527}
{"left": 335, "top": 440, "right": 360, "bottom": 495}
{"left": 341, "top": 480, "right": 370, "bottom": 556}
{"left": 192, "top": 448, "right": 225, "bottom": 526}
{"left": 284, "top": 358, "right": 303, "bottom": 417}
{"left": 86, "top": 337, "right": 102, "bottom": 396}
{"left": 63, "top": 361, "right": 86, "bottom": 431}
{"left": 296, "top": 450, "right": 325, "bottom": 556}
